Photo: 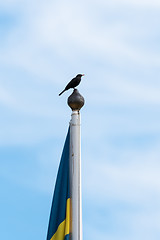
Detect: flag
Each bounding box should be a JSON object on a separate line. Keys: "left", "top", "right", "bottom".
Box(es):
{"left": 47, "top": 128, "right": 71, "bottom": 240}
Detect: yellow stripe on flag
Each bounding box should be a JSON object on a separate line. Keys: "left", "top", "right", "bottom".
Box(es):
{"left": 50, "top": 198, "right": 71, "bottom": 240}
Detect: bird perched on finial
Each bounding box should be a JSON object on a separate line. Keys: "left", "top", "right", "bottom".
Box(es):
{"left": 59, "top": 74, "right": 84, "bottom": 96}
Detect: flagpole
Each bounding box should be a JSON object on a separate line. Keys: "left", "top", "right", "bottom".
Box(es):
{"left": 68, "top": 89, "right": 85, "bottom": 240}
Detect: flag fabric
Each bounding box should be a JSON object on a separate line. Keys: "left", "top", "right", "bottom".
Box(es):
{"left": 47, "top": 128, "right": 71, "bottom": 240}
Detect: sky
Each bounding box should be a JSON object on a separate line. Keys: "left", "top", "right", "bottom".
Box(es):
{"left": 0, "top": 0, "right": 160, "bottom": 239}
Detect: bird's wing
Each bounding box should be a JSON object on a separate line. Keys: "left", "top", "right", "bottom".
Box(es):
{"left": 65, "top": 77, "right": 75, "bottom": 90}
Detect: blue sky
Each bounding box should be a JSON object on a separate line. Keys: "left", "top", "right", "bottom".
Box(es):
{"left": 0, "top": 0, "right": 160, "bottom": 239}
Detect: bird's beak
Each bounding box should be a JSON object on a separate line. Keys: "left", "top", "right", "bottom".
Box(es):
{"left": 82, "top": 74, "right": 85, "bottom": 76}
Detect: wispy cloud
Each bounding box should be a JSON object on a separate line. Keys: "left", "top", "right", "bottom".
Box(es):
{"left": 83, "top": 143, "right": 160, "bottom": 202}
{"left": 1, "top": 0, "right": 160, "bottom": 77}
{"left": 88, "top": 0, "right": 160, "bottom": 7}
{"left": 0, "top": 85, "right": 16, "bottom": 107}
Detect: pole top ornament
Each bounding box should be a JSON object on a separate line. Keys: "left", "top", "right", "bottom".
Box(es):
{"left": 67, "top": 89, "right": 85, "bottom": 111}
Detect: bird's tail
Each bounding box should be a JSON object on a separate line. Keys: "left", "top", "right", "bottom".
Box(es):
{"left": 59, "top": 89, "right": 66, "bottom": 96}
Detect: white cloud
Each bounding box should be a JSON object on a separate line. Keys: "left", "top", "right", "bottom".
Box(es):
{"left": 82, "top": 143, "right": 160, "bottom": 239}
{"left": 0, "top": 85, "right": 16, "bottom": 107}
{"left": 103, "top": 77, "right": 160, "bottom": 105}
{"left": 29, "top": 1, "right": 160, "bottom": 67}
{"left": 82, "top": 144, "right": 160, "bottom": 204}
{"left": 1, "top": 0, "right": 160, "bottom": 80}
{"left": 88, "top": 0, "right": 160, "bottom": 7}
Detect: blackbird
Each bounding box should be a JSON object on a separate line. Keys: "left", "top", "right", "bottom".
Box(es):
{"left": 59, "top": 74, "right": 84, "bottom": 96}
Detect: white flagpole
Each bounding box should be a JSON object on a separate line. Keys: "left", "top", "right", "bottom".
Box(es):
{"left": 68, "top": 89, "right": 84, "bottom": 240}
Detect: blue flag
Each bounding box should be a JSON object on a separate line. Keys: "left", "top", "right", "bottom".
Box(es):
{"left": 47, "top": 128, "right": 71, "bottom": 240}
